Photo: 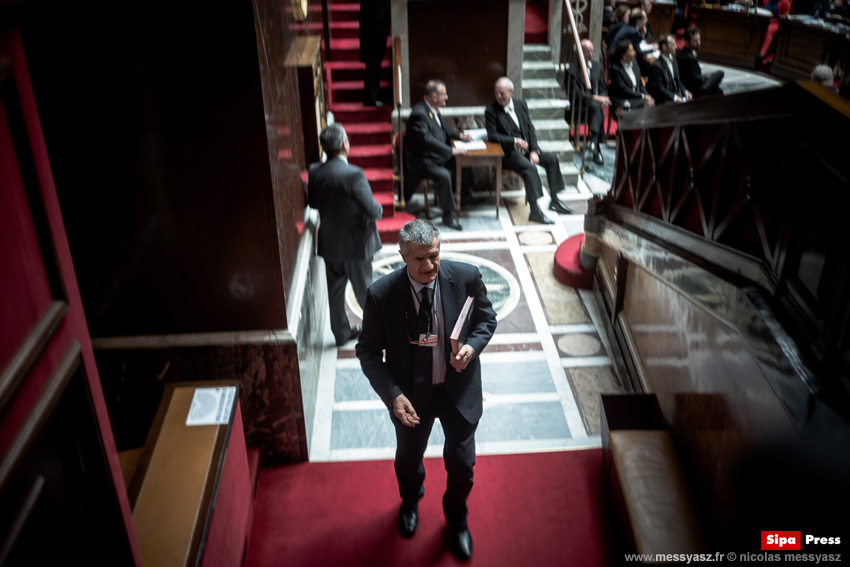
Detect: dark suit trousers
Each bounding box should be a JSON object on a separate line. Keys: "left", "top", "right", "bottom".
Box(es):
{"left": 504, "top": 150, "right": 564, "bottom": 202}
{"left": 393, "top": 385, "right": 477, "bottom": 528}
{"left": 415, "top": 158, "right": 457, "bottom": 217}
{"left": 325, "top": 258, "right": 372, "bottom": 344}
{"left": 586, "top": 101, "right": 605, "bottom": 143}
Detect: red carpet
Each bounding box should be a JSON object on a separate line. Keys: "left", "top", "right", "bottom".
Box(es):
{"left": 245, "top": 449, "right": 611, "bottom": 567}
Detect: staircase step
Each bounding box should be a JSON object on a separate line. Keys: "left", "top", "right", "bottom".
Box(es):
{"left": 538, "top": 139, "right": 575, "bottom": 163}
{"left": 533, "top": 118, "right": 570, "bottom": 135}
{"left": 348, "top": 143, "right": 392, "bottom": 168}
{"left": 290, "top": 21, "right": 360, "bottom": 39}
{"left": 523, "top": 44, "right": 552, "bottom": 62}
{"left": 522, "top": 78, "right": 564, "bottom": 100}
{"left": 309, "top": 3, "right": 359, "bottom": 21}
{"left": 346, "top": 122, "right": 392, "bottom": 146}
{"left": 330, "top": 103, "right": 392, "bottom": 123}
{"left": 540, "top": 162, "right": 580, "bottom": 188}
{"left": 325, "top": 59, "right": 391, "bottom": 83}
{"left": 330, "top": 79, "right": 393, "bottom": 105}
{"left": 523, "top": 60, "right": 558, "bottom": 80}
{"left": 378, "top": 212, "right": 416, "bottom": 244}
{"left": 554, "top": 233, "right": 593, "bottom": 290}
{"left": 527, "top": 98, "right": 569, "bottom": 120}
{"left": 363, "top": 167, "right": 395, "bottom": 193}
{"left": 328, "top": 37, "right": 390, "bottom": 61}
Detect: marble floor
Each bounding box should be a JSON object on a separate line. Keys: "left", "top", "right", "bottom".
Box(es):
{"left": 306, "top": 61, "right": 782, "bottom": 463}
{"left": 308, "top": 183, "right": 631, "bottom": 462}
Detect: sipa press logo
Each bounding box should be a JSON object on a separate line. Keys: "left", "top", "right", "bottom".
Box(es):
{"left": 762, "top": 531, "right": 802, "bottom": 550}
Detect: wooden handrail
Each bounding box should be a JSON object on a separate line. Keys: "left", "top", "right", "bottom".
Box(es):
{"left": 564, "top": 0, "right": 590, "bottom": 92}
{"left": 393, "top": 36, "right": 406, "bottom": 207}
{"left": 394, "top": 36, "right": 402, "bottom": 108}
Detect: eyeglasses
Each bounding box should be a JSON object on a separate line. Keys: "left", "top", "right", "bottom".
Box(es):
{"left": 405, "top": 311, "right": 440, "bottom": 345}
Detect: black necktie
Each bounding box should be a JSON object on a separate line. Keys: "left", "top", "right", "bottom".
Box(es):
{"left": 414, "top": 288, "right": 433, "bottom": 387}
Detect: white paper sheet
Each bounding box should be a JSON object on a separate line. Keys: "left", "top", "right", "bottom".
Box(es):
{"left": 186, "top": 386, "right": 236, "bottom": 426}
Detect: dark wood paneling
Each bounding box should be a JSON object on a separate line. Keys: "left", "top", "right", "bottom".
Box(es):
{"left": 0, "top": 344, "right": 135, "bottom": 566}
{"left": 18, "top": 0, "right": 294, "bottom": 336}
{"left": 773, "top": 18, "right": 850, "bottom": 81}
{"left": 408, "top": 0, "right": 509, "bottom": 106}
{"left": 695, "top": 5, "right": 770, "bottom": 68}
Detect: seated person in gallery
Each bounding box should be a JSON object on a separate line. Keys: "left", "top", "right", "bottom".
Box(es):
{"left": 647, "top": 34, "right": 693, "bottom": 104}
{"left": 608, "top": 39, "right": 655, "bottom": 113}
{"left": 677, "top": 26, "right": 724, "bottom": 98}
{"left": 609, "top": 8, "right": 657, "bottom": 76}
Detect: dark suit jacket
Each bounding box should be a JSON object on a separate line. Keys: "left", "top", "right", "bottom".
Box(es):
{"left": 356, "top": 260, "right": 497, "bottom": 424}
{"left": 485, "top": 98, "right": 541, "bottom": 161}
{"left": 647, "top": 56, "right": 687, "bottom": 103}
{"left": 307, "top": 157, "right": 383, "bottom": 261}
{"left": 403, "top": 100, "right": 461, "bottom": 194}
{"left": 566, "top": 61, "right": 608, "bottom": 118}
{"left": 608, "top": 60, "right": 649, "bottom": 111}
{"left": 677, "top": 47, "right": 705, "bottom": 96}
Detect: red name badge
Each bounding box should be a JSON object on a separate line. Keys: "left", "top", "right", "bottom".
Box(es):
{"left": 761, "top": 531, "right": 802, "bottom": 550}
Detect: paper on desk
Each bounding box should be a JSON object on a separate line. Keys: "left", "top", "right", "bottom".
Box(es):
{"left": 454, "top": 140, "right": 486, "bottom": 151}
{"left": 186, "top": 386, "right": 236, "bottom": 426}
{"left": 464, "top": 128, "right": 488, "bottom": 141}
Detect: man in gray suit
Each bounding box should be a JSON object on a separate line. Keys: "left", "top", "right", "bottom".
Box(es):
{"left": 308, "top": 123, "right": 383, "bottom": 346}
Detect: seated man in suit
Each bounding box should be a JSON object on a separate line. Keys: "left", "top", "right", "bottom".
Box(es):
{"left": 567, "top": 39, "right": 611, "bottom": 165}
{"left": 677, "top": 26, "right": 724, "bottom": 98}
{"left": 608, "top": 39, "right": 655, "bottom": 113}
{"left": 485, "top": 77, "right": 573, "bottom": 224}
{"left": 647, "top": 34, "right": 693, "bottom": 104}
{"left": 403, "top": 79, "right": 472, "bottom": 231}
{"left": 609, "top": 7, "right": 657, "bottom": 76}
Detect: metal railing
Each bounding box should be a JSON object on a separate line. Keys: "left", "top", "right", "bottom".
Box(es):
{"left": 561, "top": 0, "right": 592, "bottom": 175}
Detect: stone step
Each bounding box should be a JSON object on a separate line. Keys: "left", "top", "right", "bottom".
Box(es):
{"left": 523, "top": 44, "right": 552, "bottom": 62}
{"left": 532, "top": 118, "right": 570, "bottom": 138}
{"left": 540, "top": 162, "right": 580, "bottom": 188}
{"left": 527, "top": 98, "right": 569, "bottom": 121}
{"left": 522, "top": 78, "right": 565, "bottom": 101}
{"left": 538, "top": 139, "right": 575, "bottom": 163}
{"left": 522, "top": 60, "right": 558, "bottom": 80}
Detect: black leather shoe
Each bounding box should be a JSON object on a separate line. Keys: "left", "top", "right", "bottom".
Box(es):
{"left": 449, "top": 527, "right": 473, "bottom": 560}
{"left": 336, "top": 325, "right": 361, "bottom": 347}
{"left": 528, "top": 211, "right": 555, "bottom": 224}
{"left": 548, "top": 198, "right": 574, "bottom": 215}
{"left": 592, "top": 150, "right": 604, "bottom": 166}
{"left": 398, "top": 504, "right": 418, "bottom": 538}
{"left": 443, "top": 216, "right": 463, "bottom": 230}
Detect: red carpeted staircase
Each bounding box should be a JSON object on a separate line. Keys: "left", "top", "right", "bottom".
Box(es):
{"left": 324, "top": 0, "right": 413, "bottom": 243}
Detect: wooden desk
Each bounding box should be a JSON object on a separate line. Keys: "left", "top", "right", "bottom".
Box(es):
{"left": 452, "top": 141, "right": 505, "bottom": 218}
{"left": 695, "top": 4, "right": 772, "bottom": 68}
{"left": 773, "top": 17, "right": 850, "bottom": 81}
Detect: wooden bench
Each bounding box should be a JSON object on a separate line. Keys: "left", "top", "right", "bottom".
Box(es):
{"left": 601, "top": 394, "right": 707, "bottom": 562}
{"left": 123, "top": 381, "right": 253, "bottom": 567}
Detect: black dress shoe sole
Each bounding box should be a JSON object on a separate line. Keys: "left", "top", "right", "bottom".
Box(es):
{"left": 528, "top": 213, "right": 555, "bottom": 224}
{"left": 549, "top": 204, "right": 574, "bottom": 215}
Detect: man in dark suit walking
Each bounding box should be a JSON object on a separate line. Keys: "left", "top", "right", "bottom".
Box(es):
{"left": 403, "top": 80, "right": 471, "bottom": 231}
{"left": 356, "top": 219, "right": 497, "bottom": 560}
{"left": 677, "top": 26, "right": 724, "bottom": 98}
{"left": 567, "top": 39, "right": 612, "bottom": 165}
{"left": 647, "top": 34, "right": 693, "bottom": 104}
{"left": 359, "top": 0, "right": 390, "bottom": 106}
{"left": 485, "top": 77, "right": 573, "bottom": 224}
{"left": 308, "top": 123, "right": 383, "bottom": 347}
